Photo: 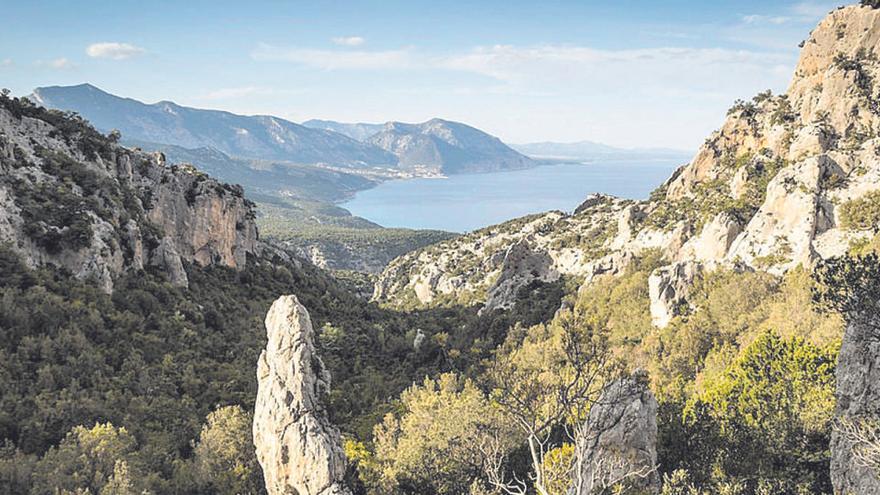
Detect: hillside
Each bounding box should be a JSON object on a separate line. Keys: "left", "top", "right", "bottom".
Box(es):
{"left": 302, "top": 119, "right": 384, "bottom": 142}
{"left": 31, "top": 84, "right": 396, "bottom": 167}
{"left": 374, "top": 3, "right": 880, "bottom": 322}
{"left": 8, "top": 4, "right": 880, "bottom": 495}
{"left": 0, "top": 90, "right": 548, "bottom": 494}
{"left": 367, "top": 118, "right": 535, "bottom": 174}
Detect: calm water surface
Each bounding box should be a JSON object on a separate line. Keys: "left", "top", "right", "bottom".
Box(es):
{"left": 341, "top": 159, "right": 684, "bottom": 233}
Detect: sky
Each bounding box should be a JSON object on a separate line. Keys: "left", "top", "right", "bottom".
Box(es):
{"left": 0, "top": 0, "right": 845, "bottom": 150}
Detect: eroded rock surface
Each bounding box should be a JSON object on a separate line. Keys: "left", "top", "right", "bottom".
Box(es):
{"left": 253, "top": 295, "right": 351, "bottom": 495}
{"left": 831, "top": 315, "right": 880, "bottom": 495}
{"left": 648, "top": 262, "right": 702, "bottom": 328}
{"left": 572, "top": 374, "right": 660, "bottom": 495}
{"left": 373, "top": 5, "right": 880, "bottom": 325}
{"left": 0, "top": 104, "right": 258, "bottom": 290}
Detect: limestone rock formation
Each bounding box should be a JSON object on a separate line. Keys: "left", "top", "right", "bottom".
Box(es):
{"left": 0, "top": 102, "right": 259, "bottom": 290}
{"left": 831, "top": 315, "right": 880, "bottom": 494}
{"left": 483, "top": 238, "right": 556, "bottom": 312}
{"left": 253, "top": 295, "right": 351, "bottom": 495}
{"left": 573, "top": 374, "right": 660, "bottom": 495}
{"left": 648, "top": 262, "right": 702, "bottom": 328}
{"left": 373, "top": 4, "right": 880, "bottom": 325}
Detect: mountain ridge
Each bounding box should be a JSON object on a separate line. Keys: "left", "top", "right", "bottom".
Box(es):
{"left": 31, "top": 83, "right": 397, "bottom": 167}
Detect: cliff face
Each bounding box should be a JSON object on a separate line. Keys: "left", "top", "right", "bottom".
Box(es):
{"left": 253, "top": 295, "right": 351, "bottom": 495}
{"left": 0, "top": 98, "right": 259, "bottom": 290}
{"left": 375, "top": 4, "right": 880, "bottom": 322}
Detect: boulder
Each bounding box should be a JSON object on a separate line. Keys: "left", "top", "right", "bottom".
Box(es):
{"left": 253, "top": 295, "right": 351, "bottom": 495}
{"left": 483, "top": 238, "right": 556, "bottom": 312}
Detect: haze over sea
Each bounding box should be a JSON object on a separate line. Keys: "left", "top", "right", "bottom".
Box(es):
{"left": 341, "top": 158, "right": 686, "bottom": 232}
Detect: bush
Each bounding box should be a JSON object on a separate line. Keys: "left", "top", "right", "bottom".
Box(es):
{"left": 839, "top": 191, "right": 880, "bottom": 231}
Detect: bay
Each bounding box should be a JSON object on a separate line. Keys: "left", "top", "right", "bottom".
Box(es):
{"left": 341, "top": 159, "right": 685, "bottom": 233}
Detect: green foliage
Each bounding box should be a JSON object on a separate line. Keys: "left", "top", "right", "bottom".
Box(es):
{"left": 839, "top": 191, "right": 880, "bottom": 231}
{"left": 30, "top": 422, "right": 147, "bottom": 495}
{"left": 683, "top": 332, "right": 836, "bottom": 494}
{"left": 370, "top": 373, "right": 518, "bottom": 495}
{"left": 190, "top": 405, "right": 261, "bottom": 495}
{"left": 814, "top": 253, "right": 880, "bottom": 326}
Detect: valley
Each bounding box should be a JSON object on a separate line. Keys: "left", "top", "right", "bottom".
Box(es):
{"left": 4, "top": 2, "right": 880, "bottom": 495}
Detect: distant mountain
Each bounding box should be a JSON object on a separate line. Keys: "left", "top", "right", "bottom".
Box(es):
{"left": 31, "top": 84, "right": 396, "bottom": 167}
{"left": 367, "top": 118, "right": 534, "bottom": 174}
{"left": 127, "top": 140, "right": 376, "bottom": 203}
{"left": 512, "top": 140, "right": 692, "bottom": 161}
{"left": 302, "top": 119, "right": 384, "bottom": 142}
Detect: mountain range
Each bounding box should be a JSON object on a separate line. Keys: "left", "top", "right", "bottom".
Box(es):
{"left": 31, "top": 84, "right": 534, "bottom": 175}
{"left": 31, "top": 84, "right": 395, "bottom": 167}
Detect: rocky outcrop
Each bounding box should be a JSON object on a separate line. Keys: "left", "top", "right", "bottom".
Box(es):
{"left": 373, "top": 196, "right": 652, "bottom": 309}
{"left": 572, "top": 374, "right": 660, "bottom": 495}
{"left": 648, "top": 262, "right": 702, "bottom": 328}
{"left": 253, "top": 295, "right": 351, "bottom": 495}
{"left": 0, "top": 101, "right": 259, "bottom": 290}
{"left": 831, "top": 314, "right": 880, "bottom": 495}
{"left": 374, "top": 5, "right": 880, "bottom": 324}
{"left": 483, "top": 238, "right": 556, "bottom": 312}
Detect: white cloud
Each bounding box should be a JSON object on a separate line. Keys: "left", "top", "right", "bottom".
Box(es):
{"left": 252, "top": 43, "right": 414, "bottom": 70}
{"left": 86, "top": 42, "right": 145, "bottom": 60}
{"left": 197, "top": 86, "right": 307, "bottom": 100}
{"left": 740, "top": 1, "right": 838, "bottom": 26}
{"left": 0, "top": 58, "right": 12, "bottom": 67}
{"left": 331, "top": 36, "right": 365, "bottom": 46}
{"left": 741, "top": 14, "right": 792, "bottom": 25}
{"left": 36, "top": 57, "right": 75, "bottom": 70}
{"left": 791, "top": 1, "right": 838, "bottom": 19}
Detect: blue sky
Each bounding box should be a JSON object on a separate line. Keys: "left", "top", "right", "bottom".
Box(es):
{"left": 1, "top": 0, "right": 843, "bottom": 149}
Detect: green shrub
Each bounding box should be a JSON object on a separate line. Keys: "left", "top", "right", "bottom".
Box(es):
{"left": 839, "top": 191, "right": 880, "bottom": 231}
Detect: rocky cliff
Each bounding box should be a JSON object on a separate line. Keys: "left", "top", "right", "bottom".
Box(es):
{"left": 253, "top": 295, "right": 351, "bottom": 495}
{"left": 0, "top": 96, "right": 259, "bottom": 290}
{"left": 375, "top": 4, "right": 880, "bottom": 323}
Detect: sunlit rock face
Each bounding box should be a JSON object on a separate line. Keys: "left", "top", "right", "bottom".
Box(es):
{"left": 253, "top": 295, "right": 351, "bottom": 495}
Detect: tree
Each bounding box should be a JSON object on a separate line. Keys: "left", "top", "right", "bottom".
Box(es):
{"left": 371, "top": 373, "right": 518, "bottom": 495}
{"left": 30, "top": 422, "right": 146, "bottom": 495}
{"left": 191, "top": 405, "right": 262, "bottom": 495}
{"left": 482, "top": 309, "right": 622, "bottom": 495}
{"left": 685, "top": 331, "right": 836, "bottom": 493}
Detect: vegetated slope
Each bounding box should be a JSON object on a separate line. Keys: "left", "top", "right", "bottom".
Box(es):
{"left": 32, "top": 84, "right": 396, "bottom": 167}
{"left": 0, "top": 94, "right": 565, "bottom": 493}
{"left": 375, "top": 3, "right": 880, "bottom": 321}
{"left": 367, "top": 118, "right": 535, "bottom": 174}
{"left": 131, "top": 140, "right": 377, "bottom": 203}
